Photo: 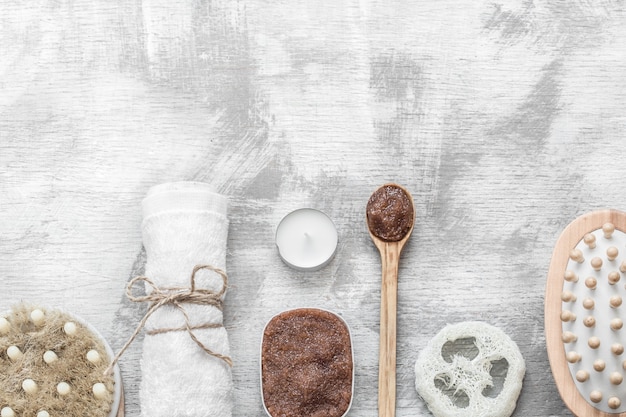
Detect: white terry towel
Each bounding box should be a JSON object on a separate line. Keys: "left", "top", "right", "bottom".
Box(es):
{"left": 139, "top": 182, "right": 232, "bottom": 417}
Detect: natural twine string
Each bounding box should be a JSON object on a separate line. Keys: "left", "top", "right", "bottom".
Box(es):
{"left": 104, "top": 264, "right": 233, "bottom": 375}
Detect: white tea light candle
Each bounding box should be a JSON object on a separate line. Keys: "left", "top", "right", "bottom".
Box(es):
{"left": 275, "top": 208, "right": 338, "bottom": 271}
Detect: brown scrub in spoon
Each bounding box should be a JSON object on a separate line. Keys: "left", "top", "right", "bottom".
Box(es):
{"left": 366, "top": 184, "right": 414, "bottom": 242}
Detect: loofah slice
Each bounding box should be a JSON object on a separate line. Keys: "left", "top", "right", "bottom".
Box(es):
{"left": 414, "top": 321, "right": 525, "bottom": 417}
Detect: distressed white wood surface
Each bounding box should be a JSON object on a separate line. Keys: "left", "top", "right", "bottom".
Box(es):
{"left": 2, "top": 1, "right": 626, "bottom": 416}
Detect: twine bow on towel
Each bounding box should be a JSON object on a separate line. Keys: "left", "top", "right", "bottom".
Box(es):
{"left": 105, "top": 264, "right": 233, "bottom": 375}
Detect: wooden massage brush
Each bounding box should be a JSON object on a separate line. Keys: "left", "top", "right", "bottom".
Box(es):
{"left": 546, "top": 210, "right": 626, "bottom": 416}
{"left": 0, "top": 304, "right": 123, "bottom": 417}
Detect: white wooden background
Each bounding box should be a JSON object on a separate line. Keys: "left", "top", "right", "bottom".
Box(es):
{"left": 2, "top": 1, "right": 626, "bottom": 416}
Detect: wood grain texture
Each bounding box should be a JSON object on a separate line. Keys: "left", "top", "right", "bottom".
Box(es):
{"left": 2, "top": 0, "right": 626, "bottom": 416}
{"left": 374, "top": 241, "right": 402, "bottom": 417}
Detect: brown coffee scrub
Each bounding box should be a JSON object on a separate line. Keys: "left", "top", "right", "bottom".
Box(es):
{"left": 261, "top": 308, "right": 353, "bottom": 417}
{"left": 366, "top": 184, "right": 414, "bottom": 242}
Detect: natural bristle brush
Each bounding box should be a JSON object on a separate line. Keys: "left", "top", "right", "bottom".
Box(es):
{"left": 546, "top": 209, "right": 626, "bottom": 416}
{"left": 0, "top": 303, "right": 123, "bottom": 417}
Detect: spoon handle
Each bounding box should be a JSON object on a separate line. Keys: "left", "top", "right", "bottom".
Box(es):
{"left": 378, "top": 242, "right": 400, "bottom": 417}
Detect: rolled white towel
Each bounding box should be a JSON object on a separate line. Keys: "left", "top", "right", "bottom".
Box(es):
{"left": 139, "top": 181, "right": 232, "bottom": 417}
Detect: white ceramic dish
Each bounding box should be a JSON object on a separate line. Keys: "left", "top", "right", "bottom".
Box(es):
{"left": 259, "top": 307, "right": 354, "bottom": 417}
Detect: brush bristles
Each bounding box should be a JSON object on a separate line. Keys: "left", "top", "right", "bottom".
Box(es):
{"left": 0, "top": 304, "right": 115, "bottom": 416}
{"left": 560, "top": 223, "right": 626, "bottom": 412}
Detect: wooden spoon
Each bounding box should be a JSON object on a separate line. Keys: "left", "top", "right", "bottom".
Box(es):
{"left": 366, "top": 183, "right": 415, "bottom": 417}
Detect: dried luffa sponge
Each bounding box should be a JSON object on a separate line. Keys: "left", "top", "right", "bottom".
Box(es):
{"left": 414, "top": 321, "right": 525, "bottom": 417}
